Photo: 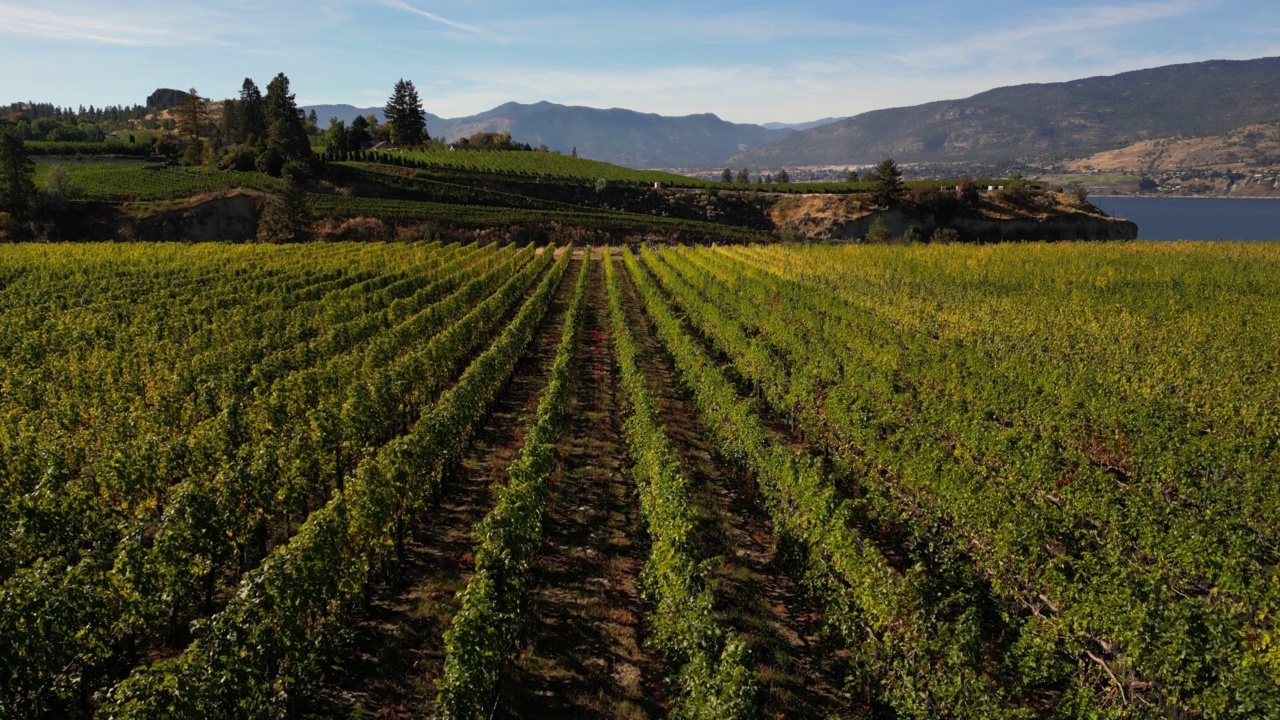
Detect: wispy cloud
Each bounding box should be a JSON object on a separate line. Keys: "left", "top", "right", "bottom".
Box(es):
{"left": 482, "top": 9, "right": 884, "bottom": 46}
{"left": 0, "top": 3, "right": 187, "bottom": 46}
{"left": 377, "top": 0, "right": 487, "bottom": 36}
{"left": 890, "top": 0, "right": 1212, "bottom": 68}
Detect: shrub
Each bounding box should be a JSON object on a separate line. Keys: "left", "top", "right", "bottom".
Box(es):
{"left": 912, "top": 184, "right": 960, "bottom": 223}
{"left": 997, "top": 179, "right": 1043, "bottom": 206}
{"left": 865, "top": 215, "right": 892, "bottom": 242}
{"left": 930, "top": 227, "right": 961, "bottom": 243}
{"left": 257, "top": 147, "right": 286, "bottom": 177}
{"left": 219, "top": 145, "right": 259, "bottom": 172}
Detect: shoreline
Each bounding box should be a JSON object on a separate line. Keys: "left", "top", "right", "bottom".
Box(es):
{"left": 1092, "top": 194, "right": 1280, "bottom": 200}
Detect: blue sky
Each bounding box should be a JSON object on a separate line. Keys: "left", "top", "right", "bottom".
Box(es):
{"left": 2, "top": 0, "right": 1278, "bottom": 124}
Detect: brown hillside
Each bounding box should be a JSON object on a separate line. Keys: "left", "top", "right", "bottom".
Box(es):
{"left": 1065, "top": 123, "right": 1280, "bottom": 173}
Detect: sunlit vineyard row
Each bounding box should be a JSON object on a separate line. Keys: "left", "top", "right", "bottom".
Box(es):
{"left": 1, "top": 241, "right": 1276, "bottom": 719}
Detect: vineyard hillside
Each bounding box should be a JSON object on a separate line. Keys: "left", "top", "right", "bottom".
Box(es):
{"left": 23, "top": 149, "right": 1135, "bottom": 242}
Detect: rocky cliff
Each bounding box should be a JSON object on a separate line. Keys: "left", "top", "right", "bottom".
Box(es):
{"left": 130, "top": 191, "right": 263, "bottom": 242}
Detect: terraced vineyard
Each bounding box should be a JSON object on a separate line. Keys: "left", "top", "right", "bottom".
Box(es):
{"left": 335, "top": 148, "right": 1019, "bottom": 194}
{"left": 2, "top": 241, "right": 1277, "bottom": 719}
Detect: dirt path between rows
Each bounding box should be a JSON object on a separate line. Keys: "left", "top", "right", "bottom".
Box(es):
{"left": 616, "top": 248, "right": 856, "bottom": 719}
{"left": 305, "top": 253, "right": 578, "bottom": 720}
{"left": 500, "top": 251, "right": 663, "bottom": 720}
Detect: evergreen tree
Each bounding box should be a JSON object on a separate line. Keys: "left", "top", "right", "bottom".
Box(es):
{"left": 0, "top": 126, "right": 36, "bottom": 226}
{"left": 869, "top": 158, "right": 905, "bottom": 207}
{"left": 257, "top": 177, "right": 312, "bottom": 243}
{"left": 775, "top": 169, "right": 790, "bottom": 184}
{"left": 262, "top": 73, "right": 312, "bottom": 175}
{"left": 735, "top": 168, "right": 750, "bottom": 184}
{"left": 383, "top": 79, "right": 427, "bottom": 146}
{"left": 348, "top": 115, "right": 372, "bottom": 150}
{"left": 221, "top": 99, "right": 241, "bottom": 143}
{"left": 847, "top": 169, "right": 859, "bottom": 183}
{"left": 238, "top": 79, "right": 267, "bottom": 144}
{"left": 177, "top": 88, "right": 210, "bottom": 166}
{"left": 721, "top": 168, "right": 732, "bottom": 182}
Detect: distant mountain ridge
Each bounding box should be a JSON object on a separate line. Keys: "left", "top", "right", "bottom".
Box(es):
{"left": 733, "top": 56, "right": 1280, "bottom": 167}
{"left": 443, "top": 101, "right": 792, "bottom": 168}
{"left": 304, "top": 100, "right": 793, "bottom": 168}
{"left": 304, "top": 104, "right": 389, "bottom": 125}
{"left": 761, "top": 117, "right": 846, "bottom": 132}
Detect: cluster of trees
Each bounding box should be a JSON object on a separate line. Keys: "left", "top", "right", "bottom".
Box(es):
{"left": 322, "top": 79, "right": 430, "bottom": 156}
{"left": 209, "top": 74, "right": 313, "bottom": 176}
{"left": 323, "top": 114, "right": 378, "bottom": 155}
{"left": 3, "top": 102, "right": 150, "bottom": 142}
{"left": 450, "top": 132, "right": 534, "bottom": 152}
{"left": 0, "top": 124, "right": 80, "bottom": 239}
{"left": 713, "top": 159, "right": 907, "bottom": 197}
{"left": 721, "top": 168, "right": 792, "bottom": 184}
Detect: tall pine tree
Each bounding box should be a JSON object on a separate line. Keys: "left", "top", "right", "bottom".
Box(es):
{"left": 869, "top": 157, "right": 905, "bottom": 207}
{"left": 383, "top": 79, "right": 428, "bottom": 146}
{"left": 261, "top": 73, "right": 311, "bottom": 175}
{"left": 177, "top": 88, "right": 210, "bottom": 166}
{"left": 348, "top": 115, "right": 372, "bottom": 150}
{"left": 238, "top": 78, "right": 267, "bottom": 144}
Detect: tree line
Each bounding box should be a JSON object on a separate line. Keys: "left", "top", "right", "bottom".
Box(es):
{"left": 3, "top": 102, "right": 150, "bottom": 143}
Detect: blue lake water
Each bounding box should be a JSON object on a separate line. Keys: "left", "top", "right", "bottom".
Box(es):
{"left": 1090, "top": 196, "right": 1280, "bottom": 241}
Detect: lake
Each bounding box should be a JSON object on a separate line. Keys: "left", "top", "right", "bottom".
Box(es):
{"left": 1090, "top": 196, "right": 1280, "bottom": 241}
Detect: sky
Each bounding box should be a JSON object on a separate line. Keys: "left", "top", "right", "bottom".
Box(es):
{"left": 2, "top": 0, "right": 1279, "bottom": 125}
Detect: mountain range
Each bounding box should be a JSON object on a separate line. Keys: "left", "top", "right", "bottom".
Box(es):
{"left": 732, "top": 56, "right": 1280, "bottom": 167}
{"left": 760, "top": 117, "right": 846, "bottom": 132}
{"left": 305, "top": 56, "right": 1280, "bottom": 170}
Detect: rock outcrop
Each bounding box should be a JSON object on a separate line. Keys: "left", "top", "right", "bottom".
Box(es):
{"left": 770, "top": 191, "right": 1138, "bottom": 241}
{"left": 131, "top": 191, "right": 263, "bottom": 242}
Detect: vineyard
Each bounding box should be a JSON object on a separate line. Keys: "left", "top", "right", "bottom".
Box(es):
{"left": 1, "top": 241, "right": 1278, "bottom": 719}
{"left": 27, "top": 160, "right": 778, "bottom": 241}
{"left": 326, "top": 149, "right": 1020, "bottom": 194}
{"left": 33, "top": 161, "right": 281, "bottom": 202}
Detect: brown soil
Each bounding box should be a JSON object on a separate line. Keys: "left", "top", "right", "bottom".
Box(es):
{"left": 499, "top": 252, "right": 663, "bottom": 720}
{"left": 614, "top": 249, "right": 857, "bottom": 719}
{"left": 304, "top": 254, "right": 578, "bottom": 720}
